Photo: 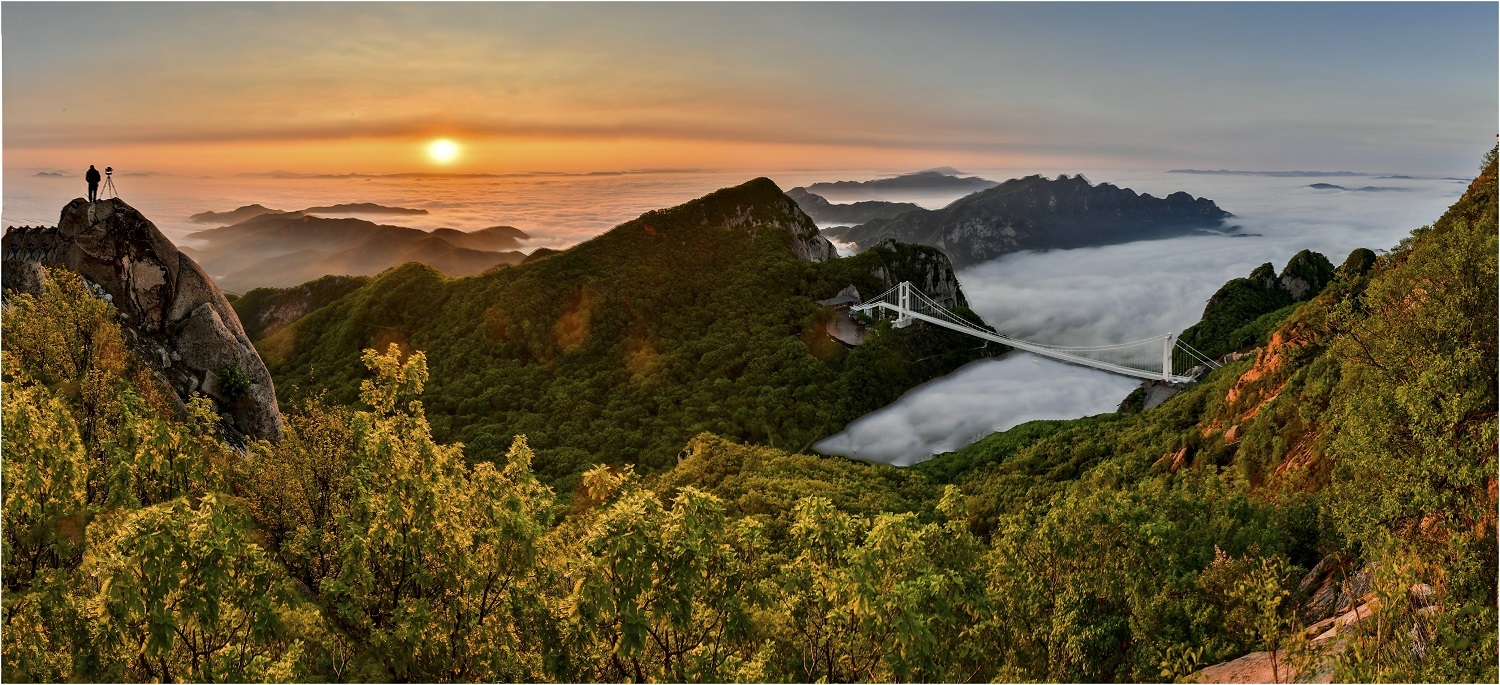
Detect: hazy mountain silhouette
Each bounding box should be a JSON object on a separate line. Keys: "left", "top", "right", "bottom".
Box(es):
{"left": 190, "top": 204, "right": 283, "bottom": 225}
{"left": 1307, "top": 183, "right": 1405, "bottom": 192}
{"left": 786, "top": 187, "right": 921, "bottom": 224}
{"left": 1168, "top": 169, "right": 1365, "bottom": 177}
{"left": 182, "top": 213, "right": 527, "bottom": 292}
{"left": 805, "top": 170, "right": 997, "bottom": 202}
{"left": 190, "top": 202, "right": 430, "bottom": 225}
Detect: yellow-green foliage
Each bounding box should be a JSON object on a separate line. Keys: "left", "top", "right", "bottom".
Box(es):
{"left": 1, "top": 270, "right": 330, "bottom": 683}
{"left": 2, "top": 374, "right": 88, "bottom": 589}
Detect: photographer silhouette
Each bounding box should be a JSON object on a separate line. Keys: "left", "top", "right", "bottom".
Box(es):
{"left": 86, "top": 165, "right": 101, "bottom": 202}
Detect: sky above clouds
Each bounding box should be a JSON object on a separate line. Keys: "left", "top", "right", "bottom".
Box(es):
{"left": 4, "top": 2, "right": 1496, "bottom": 177}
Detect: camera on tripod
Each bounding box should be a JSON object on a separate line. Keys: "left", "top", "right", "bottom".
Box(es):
{"left": 100, "top": 166, "right": 118, "bottom": 198}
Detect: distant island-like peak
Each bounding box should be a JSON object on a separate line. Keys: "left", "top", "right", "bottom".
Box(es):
{"left": 805, "top": 170, "right": 998, "bottom": 202}
{"left": 823, "top": 173, "right": 1233, "bottom": 267}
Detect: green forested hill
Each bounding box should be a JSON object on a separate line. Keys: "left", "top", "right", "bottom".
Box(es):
{"left": 246, "top": 178, "right": 993, "bottom": 487}
{"left": 1177, "top": 247, "right": 1364, "bottom": 360}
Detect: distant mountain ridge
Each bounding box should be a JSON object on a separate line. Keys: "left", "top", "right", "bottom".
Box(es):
{"left": 785, "top": 187, "right": 921, "bottom": 225}
{"left": 189, "top": 204, "right": 281, "bottom": 225}
{"left": 189, "top": 202, "right": 429, "bottom": 225}
{"left": 183, "top": 213, "right": 529, "bottom": 292}
{"left": 1307, "top": 183, "right": 1404, "bottom": 192}
{"left": 824, "top": 173, "right": 1233, "bottom": 267}
{"left": 806, "top": 170, "right": 997, "bottom": 201}
{"left": 301, "top": 202, "right": 429, "bottom": 215}
{"left": 1168, "top": 169, "right": 1367, "bottom": 177}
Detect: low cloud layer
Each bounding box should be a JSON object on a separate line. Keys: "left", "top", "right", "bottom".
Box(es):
{"left": 816, "top": 170, "right": 1467, "bottom": 464}
{"left": 958, "top": 171, "right": 1465, "bottom": 346}
{"left": 814, "top": 353, "right": 1141, "bottom": 466}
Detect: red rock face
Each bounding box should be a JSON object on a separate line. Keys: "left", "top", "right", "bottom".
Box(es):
{"left": 6, "top": 198, "right": 283, "bottom": 442}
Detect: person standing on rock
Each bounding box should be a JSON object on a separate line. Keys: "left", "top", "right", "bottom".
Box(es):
{"left": 86, "top": 165, "right": 101, "bottom": 202}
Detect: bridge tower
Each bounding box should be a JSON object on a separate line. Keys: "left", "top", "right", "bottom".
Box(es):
{"left": 894, "top": 281, "right": 914, "bottom": 328}
{"left": 1162, "top": 332, "right": 1176, "bottom": 382}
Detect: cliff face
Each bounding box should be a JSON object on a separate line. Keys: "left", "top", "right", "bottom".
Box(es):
{"left": 824, "top": 174, "right": 1232, "bottom": 267}
{"left": 815, "top": 238, "right": 970, "bottom": 312}
{"left": 859, "top": 239, "right": 967, "bottom": 309}
{"left": 2, "top": 198, "right": 283, "bottom": 442}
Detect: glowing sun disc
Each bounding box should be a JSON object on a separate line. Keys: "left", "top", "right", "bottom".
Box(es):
{"left": 427, "top": 139, "right": 460, "bottom": 164}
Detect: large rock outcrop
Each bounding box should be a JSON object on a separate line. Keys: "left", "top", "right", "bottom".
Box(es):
{"left": 858, "top": 238, "right": 967, "bottom": 309}
{"left": 2, "top": 198, "right": 283, "bottom": 442}
{"left": 816, "top": 238, "right": 970, "bottom": 312}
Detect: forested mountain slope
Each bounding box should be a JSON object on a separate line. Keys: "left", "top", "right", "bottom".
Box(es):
{"left": 246, "top": 178, "right": 994, "bottom": 488}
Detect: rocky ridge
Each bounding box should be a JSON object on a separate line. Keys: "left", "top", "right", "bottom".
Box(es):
{"left": 633, "top": 177, "right": 837, "bottom": 263}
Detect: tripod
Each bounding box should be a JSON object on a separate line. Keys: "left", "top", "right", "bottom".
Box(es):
{"left": 100, "top": 173, "right": 118, "bottom": 199}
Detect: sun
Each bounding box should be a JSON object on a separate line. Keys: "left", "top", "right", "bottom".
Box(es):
{"left": 427, "top": 139, "right": 461, "bottom": 164}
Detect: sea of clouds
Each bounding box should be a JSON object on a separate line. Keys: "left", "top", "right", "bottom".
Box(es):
{"left": 813, "top": 170, "right": 1468, "bottom": 465}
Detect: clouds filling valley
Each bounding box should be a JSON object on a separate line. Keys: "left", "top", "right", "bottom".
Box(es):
{"left": 816, "top": 171, "right": 1467, "bottom": 465}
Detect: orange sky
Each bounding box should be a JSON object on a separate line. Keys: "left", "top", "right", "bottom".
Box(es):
{"left": 4, "top": 136, "right": 1086, "bottom": 179}
{"left": 3, "top": 3, "right": 1495, "bottom": 179}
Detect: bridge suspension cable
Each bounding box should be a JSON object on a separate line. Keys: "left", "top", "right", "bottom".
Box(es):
{"left": 850, "top": 281, "right": 1220, "bottom": 383}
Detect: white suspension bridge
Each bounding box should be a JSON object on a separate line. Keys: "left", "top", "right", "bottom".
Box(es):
{"left": 849, "top": 282, "right": 1221, "bottom": 384}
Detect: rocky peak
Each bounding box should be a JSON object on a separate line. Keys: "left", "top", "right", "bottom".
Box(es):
{"left": 1278, "top": 249, "right": 1336, "bottom": 300}
{"left": 2, "top": 198, "right": 283, "bottom": 442}
{"left": 637, "top": 177, "right": 838, "bottom": 262}
{"left": 1337, "top": 247, "right": 1378, "bottom": 278}
{"left": 1248, "top": 262, "right": 1279, "bottom": 290}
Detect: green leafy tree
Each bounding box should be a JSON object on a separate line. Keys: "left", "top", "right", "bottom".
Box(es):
{"left": 560, "top": 466, "right": 763, "bottom": 682}
{"left": 242, "top": 396, "right": 361, "bottom": 595}
{"left": 1, "top": 365, "right": 89, "bottom": 590}
{"left": 1320, "top": 147, "right": 1498, "bottom": 681}
{"left": 765, "top": 488, "right": 987, "bottom": 682}
{"left": 69, "top": 495, "right": 309, "bottom": 683}
{"left": 316, "top": 344, "right": 556, "bottom": 681}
